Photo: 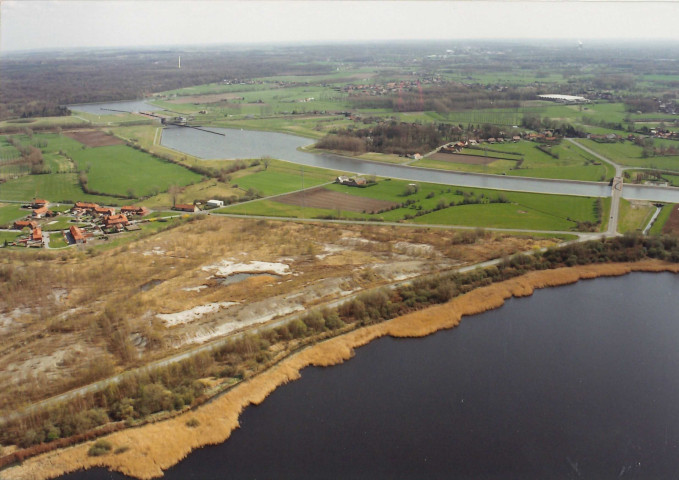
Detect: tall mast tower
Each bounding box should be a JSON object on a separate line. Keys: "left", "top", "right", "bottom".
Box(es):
{"left": 178, "top": 56, "right": 181, "bottom": 69}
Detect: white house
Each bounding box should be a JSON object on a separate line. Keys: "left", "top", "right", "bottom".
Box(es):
{"left": 206, "top": 199, "right": 224, "bottom": 208}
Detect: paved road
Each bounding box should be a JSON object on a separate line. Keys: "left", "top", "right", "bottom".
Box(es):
{"left": 643, "top": 205, "right": 663, "bottom": 235}
{"left": 567, "top": 139, "right": 622, "bottom": 235}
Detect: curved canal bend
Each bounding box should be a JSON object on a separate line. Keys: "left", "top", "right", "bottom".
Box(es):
{"left": 160, "top": 126, "right": 679, "bottom": 203}
{"left": 58, "top": 272, "right": 679, "bottom": 480}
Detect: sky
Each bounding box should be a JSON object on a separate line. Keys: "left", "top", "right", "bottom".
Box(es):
{"left": 2, "top": 1, "right": 679, "bottom": 53}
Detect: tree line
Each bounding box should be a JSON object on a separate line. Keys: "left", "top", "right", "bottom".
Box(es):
{"left": 317, "top": 121, "right": 462, "bottom": 155}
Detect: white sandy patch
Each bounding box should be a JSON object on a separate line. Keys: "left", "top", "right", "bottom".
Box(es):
{"left": 178, "top": 303, "right": 305, "bottom": 346}
{"left": 143, "top": 246, "right": 166, "bottom": 256}
{"left": 182, "top": 285, "right": 208, "bottom": 292}
{"left": 0, "top": 307, "right": 32, "bottom": 333}
{"left": 315, "top": 244, "right": 345, "bottom": 260}
{"left": 158, "top": 302, "right": 238, "bottom": 327}
{"left": 339, "top": 237, "right": 378, "bottom": 247}
{"left": 394, "top": 242, "right": 437, "bottom": 257}
{"left": 202, "top": 259, "right": 291, "bottom": 277}
{"left": 51, "top": 288, "right": 68, "bottom": 303}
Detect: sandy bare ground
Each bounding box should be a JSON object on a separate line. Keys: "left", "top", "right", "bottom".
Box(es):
{"left": 0, "top": 217, "right": 558, "bottom": 417}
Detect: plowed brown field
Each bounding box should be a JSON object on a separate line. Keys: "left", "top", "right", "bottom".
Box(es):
{"left": 662, "top": 205, "right": 679, "bottom": 235}
{"left": 65, "top": 130, "right": 124, "bottom": 147}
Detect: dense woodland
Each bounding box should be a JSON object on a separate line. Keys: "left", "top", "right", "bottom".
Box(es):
{"left": 318, "top": 122, "right": 462, "bottom": 155}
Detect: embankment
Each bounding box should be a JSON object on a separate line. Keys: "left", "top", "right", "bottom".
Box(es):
{"left": 4, "top": 260, "right": 679, "bottom": 480}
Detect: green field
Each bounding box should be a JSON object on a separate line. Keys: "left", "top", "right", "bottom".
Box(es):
{"left": 0, "top": 116, "right": 89, "bottom": 132}
{"left": 221, "top": 178, "right": 602, "bottom": 232}
{"left": 0, "top": 231, "right": 22, "bottom": 244}
{"left": 70, "top": 144, "right": 202, "bottom": 197}
{"left": 413, "top": 141, "right": 612, "bottom": 181}
{"left": 0, "top": 203, "right": 28, "bottom": 226}
{"left": 41, "top": 217, "right": 87, "bottom": 231}
{"left": 0, "top": 173, "right": 123, "bottom": 204}
{"left": 151, "top": 84, "right": 350, "bottom": 119}
{"left": 648, "top": 203, "right": 674, "bottom": 235}
{"left": 618, "top": 199, "right": 656, "bottom": 233}
{"left": 233, "top": 161, "right": 336, "bottom": 197}
{"left": 579, "top": 139, "right": 679, "bottom": 170}
{"left": 48, "top": 233, "right": 69, "bottom": 249}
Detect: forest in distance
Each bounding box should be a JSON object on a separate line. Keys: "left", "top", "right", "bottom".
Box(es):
{"left": 2, "top": 40, "right": 679, "bottom": 121}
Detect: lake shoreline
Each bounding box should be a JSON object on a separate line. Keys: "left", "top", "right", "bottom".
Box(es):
{"left": 4, "top": 260, "right": 679, "bottom": 480}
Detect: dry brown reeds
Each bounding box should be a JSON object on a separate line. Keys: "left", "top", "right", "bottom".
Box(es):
{"left": 4, "top": 260, "right": 678, "bottom": 480}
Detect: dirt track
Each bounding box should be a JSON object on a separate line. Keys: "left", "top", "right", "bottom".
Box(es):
{"left": 275, "top": 187, "right": 398, "bottom": 213}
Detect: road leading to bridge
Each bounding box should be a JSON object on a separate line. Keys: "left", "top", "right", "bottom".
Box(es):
{"left": 567, "top": 139, "right": 623, "bottom": 235}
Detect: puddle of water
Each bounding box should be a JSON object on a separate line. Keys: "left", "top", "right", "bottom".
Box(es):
{"left": 219, "top": 273, "right": 278, "bottom": 286}
{"left": 140, "top": 279, "right": 163, "bottom": 292}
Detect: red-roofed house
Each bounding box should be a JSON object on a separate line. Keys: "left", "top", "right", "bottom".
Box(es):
{"left": 94, "top": 206, "right": 115, "bottom": 217}
{"left": 14, "top": 220, "right": 37, "bottom": 230}
{"left": 31, "top": 227, "right": 43, "bottom": 242}
{"left": 173, "top": 204, "right": 199, "bottom": 213}
{"left": 121, "top": 206, "right": 150, "bottom": 216}
{"left": 32, "top": 206, "right": 49, "bottom": 218}
{"left": 69, "top": 225, "right": 85, "bottom": 244}
{"left": 31, "top": 199, "right": 48, "bottom": 209}
{"left": 103, "top": 214, "right": 129, "bottom": 227}
{"left": 73, "top": 202, "right": 99, "bottom": 211}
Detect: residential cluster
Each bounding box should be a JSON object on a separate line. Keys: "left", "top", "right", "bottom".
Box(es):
{"left": 5, "top": 199, "right": 150, "bottom": 249}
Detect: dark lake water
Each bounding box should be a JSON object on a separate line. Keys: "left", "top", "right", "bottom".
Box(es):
{"left": 59, "top": 272, "right": 679, "bottom": 479}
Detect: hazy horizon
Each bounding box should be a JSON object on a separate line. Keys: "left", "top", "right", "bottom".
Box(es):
{"left": 2, "top": 1, "right": 679, "bottom": 54}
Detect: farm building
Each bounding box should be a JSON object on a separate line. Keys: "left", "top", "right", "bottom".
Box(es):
{"left": 94, "top": 206, "right": 115, "bottom": 217}
{"left": 103, "top": 214, "right": 129, "bottom": 228}
{"left": 121, "top": 206, "right": 150, "bottom": 216}
{"left": 335, "top": 176, "right": 367, "bottom": 187}
{"left": 74, "top": 202, "right": 99, "bottom": 210}
{"left": 206, "top": 200, "right": 224, "bottom": 208}
{"left": 31, "top": 199, "right": 48, "bottom": 209}
{"left": 69, "top": 225, "right": 85, "bottom": 244}
{"left": 538, "top": 94, "right": 590, "bottom": 104}
{"left": 31, "top": 227, "right": 43, "bottom": 242}
{"left": 14, "top": 220, "right": 37, "bottom": 230}
{"left": 173, "top": 204, "right": 199, "bottom": 213}
{"left": 32, "top": 206, "right": 49, "bottom": 218}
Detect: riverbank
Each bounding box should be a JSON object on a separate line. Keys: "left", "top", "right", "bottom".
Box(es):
{"left": 3, "top": 259, "right": 679, "bottom": 480}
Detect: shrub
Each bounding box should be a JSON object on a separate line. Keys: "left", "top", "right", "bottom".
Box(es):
{"left": 88, "top": 440, "right": 112, "bottom": 457}
{"left": 186, "top": 418, "right": 200, "bottom": 428}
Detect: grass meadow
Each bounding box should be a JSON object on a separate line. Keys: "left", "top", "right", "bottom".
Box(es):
{"left": 0, "top": 203, "right": 28, "bottom": 226}
{"left": 70, "top": 144, "right": 202, "bottom": 198}
{"left": 221, "top": 178, "right": 603, "bottom": 232}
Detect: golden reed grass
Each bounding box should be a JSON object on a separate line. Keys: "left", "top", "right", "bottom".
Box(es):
{"left": 4, "top": 260, "right": 679, "bottom": 480}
